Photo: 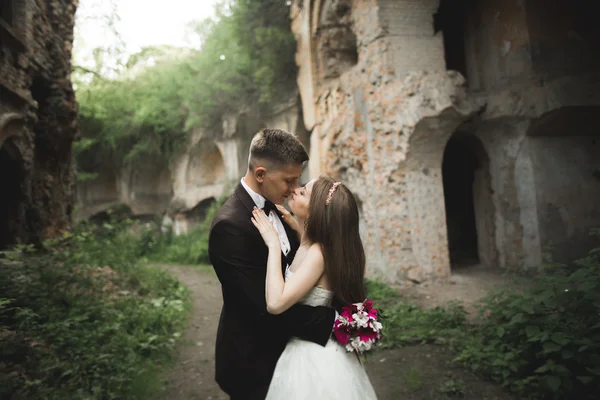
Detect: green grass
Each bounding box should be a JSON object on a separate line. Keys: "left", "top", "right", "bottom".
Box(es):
{"left": 365, "top": 279, "right": 467, "bottom": 348}
{"left": 403, "top": 367, "right": 424, "bottom": 391}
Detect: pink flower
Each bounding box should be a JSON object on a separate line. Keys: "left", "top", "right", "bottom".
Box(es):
{"left": 363, "top": 299, "right": 373, "bottom": 309}
{"left": 334, "top": 319, "right": 348, "bottom": 330}
{"left": 341, "top": 308, "right": 354, "bottom": 320}
{"left": 368, "top": 308, "right": 378, "bottom": 318}
{"left": 358, "top": 329, "right": 379, "bottom": 342}
{"left": 334, "top": 328, "right": 351, "bottom": 345}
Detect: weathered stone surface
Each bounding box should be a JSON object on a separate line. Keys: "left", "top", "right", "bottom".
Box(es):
{"left": 292, "top": 0, "right": 600, "bottom": 284}
{"left": 0, "top": 0, "right": 79, "bottom": 247}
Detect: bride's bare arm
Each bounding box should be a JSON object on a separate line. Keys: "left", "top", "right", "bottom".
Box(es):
{"left": 265, "top": 244, "right": 324, "bottom": 315}
{"left": 251, "top": 208, "right": 324, "bottom": 315}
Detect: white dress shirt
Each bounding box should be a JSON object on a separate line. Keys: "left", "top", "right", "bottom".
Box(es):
{"left": 240, "top": 178, "right": 291, "bottom": 258}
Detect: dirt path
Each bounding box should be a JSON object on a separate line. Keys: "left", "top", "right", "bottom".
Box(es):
{"left": 158, "top": 264, "right": 228, "bottom": 400}
{"left": 398, "top": 267, "right": 515, "bottom": 317}
{"left": 158, "top": 264, "right": 514, "bottom": 400}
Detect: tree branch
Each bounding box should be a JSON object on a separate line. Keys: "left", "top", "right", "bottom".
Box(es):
{"left": 73, "top": 65, "right": 108, "bottom": 81}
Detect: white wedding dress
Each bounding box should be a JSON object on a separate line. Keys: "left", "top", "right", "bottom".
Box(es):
{"left": 266, "top": 267, "right": 378, "bottom": 399}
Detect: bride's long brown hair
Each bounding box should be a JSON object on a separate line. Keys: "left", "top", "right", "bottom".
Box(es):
{"left": 305, "top": 175, "right": 366, "bottom": 305}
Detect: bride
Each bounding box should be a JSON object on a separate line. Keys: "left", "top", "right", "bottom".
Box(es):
{"left": 251, "top": 175, "right": 378, "bottom": 399}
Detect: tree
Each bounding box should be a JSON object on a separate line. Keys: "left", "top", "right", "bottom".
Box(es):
{"left": 74, "top": 0, "right": 297, "bottom": 173}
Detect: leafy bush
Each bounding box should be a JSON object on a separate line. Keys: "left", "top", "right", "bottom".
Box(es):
{"left": 0, "top": 221, "right": 189, "bottom": 399}
{"left": 365, "top": 279, "right": 467, "bottom": 348}
{"left": 139, "top": 195, "right": 225, "bottom": 265}
{"left": 366, "top": 231, "right": 600, "bottom": 400}
{"left": 457, "top": 231, "right": 600, "bottom": 399}
{"left": 140, "top": 225, "right": 210, "bottom": 266}
{"left": 438, "top": 379, "right": 465, "bottom": 397}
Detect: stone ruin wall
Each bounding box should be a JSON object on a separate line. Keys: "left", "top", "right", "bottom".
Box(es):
{"left": 69, "top": 0, "right": 600, "bottom": 285}
{"left": 292, "top": 0, "right": 600, "bottom": 284}
{"left": 0, "top": 0, "right": 79, "bottom": 247}
{"left": 74, "top": 94, "right": 309, "bottom": 235}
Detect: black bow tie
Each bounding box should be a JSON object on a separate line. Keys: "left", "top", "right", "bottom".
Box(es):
{"left": 262, "top": 200, "right": 277, "bottom": 215}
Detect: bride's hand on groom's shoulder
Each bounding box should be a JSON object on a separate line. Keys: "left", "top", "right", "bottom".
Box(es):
{"left": 275, "top": 204, "right": 300, "bottom": 233}
{"left": 251, "top": 207, "right": 281, "bottom": 250}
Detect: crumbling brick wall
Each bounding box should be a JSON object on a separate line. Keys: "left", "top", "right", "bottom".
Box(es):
{"left": 292, "top": 0, "right": 600, "bottom": 284}
{"left": 0, "top": 0, "right": 79, "bottom": 247}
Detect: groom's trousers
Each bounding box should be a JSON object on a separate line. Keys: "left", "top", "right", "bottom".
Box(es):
{"left": 229, "top": 384, "right": 269, "bottom": 400}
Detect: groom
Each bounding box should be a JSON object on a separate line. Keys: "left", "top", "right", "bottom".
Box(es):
{"left": 208, "top": 128, "right": 336, "bottom": 399}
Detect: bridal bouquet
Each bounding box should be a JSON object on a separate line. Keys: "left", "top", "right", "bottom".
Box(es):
{"left": 333, "top": 299, "right": 383, "bottom": 354}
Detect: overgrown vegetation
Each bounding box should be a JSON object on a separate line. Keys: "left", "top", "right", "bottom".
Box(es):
{"left": 136, "top": 196, "right": 225, "bottom": 265}
{"left": 74, "top": 0, "right": 296, "bottom": 172}
{"left": 368, "top": 230, "right": 600, "bottom": 400}
{"left": 457, "top": 232, "right": 600, "bottom": 399}
{"left": 0, "top": 220, "right": 189, "bottom": 399}
{"left": 365, "top": 279, "right": 467, "bottom": 347}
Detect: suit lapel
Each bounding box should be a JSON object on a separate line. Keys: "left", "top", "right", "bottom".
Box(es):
{"left": 233, "top": 182, "right": 257, "bottom": 215}
{"left": 233, "top": 183, "right": 295, "bottom": 273}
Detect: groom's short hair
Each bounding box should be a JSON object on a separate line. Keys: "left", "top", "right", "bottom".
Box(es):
{"left": 248, "top": 128, "right": 309, "bottom": 170}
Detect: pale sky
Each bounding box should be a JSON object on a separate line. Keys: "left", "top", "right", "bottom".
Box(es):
{"left": 74, "top": 0, "right": 219, "bottom": 68}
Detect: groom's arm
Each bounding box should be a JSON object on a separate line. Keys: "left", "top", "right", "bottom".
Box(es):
{"left": 209, "top": 219, "right": 335, "bottom": 347}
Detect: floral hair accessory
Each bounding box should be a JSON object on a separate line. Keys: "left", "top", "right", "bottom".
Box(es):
{"left": 325, "top": 181, "right": 341, "bottom": 206}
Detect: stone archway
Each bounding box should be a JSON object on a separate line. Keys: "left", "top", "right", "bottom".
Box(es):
{"left": 311, "top": 0, "right": 357, "bottom": 82}
{"left": 404, "top": 108, "right": 475, "bottom": 280}
{"left": 0, "top": 113, "right": 26, "bottom": 147}
{"left": 75, "top": 171, "right": 120, "bottom": 217}
{"left": 0, "top": 137, "right": 25, "bottom": 248}
{"left": 176, "top": 197, "right": 217, "bottom": 235}
{"left": 126, "top": 158, "right": 172, "bottom": 215}
{"left": 187, "top": 197, "right": 216, "bottom": 221}
{"left": 442, "top": 132, "right": 496, "bottom": 269}
{"left": 186, "top": 140, "right": 226, "bottom": 187}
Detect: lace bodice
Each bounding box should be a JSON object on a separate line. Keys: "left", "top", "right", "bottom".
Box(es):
{"left": 285, "top": 266, "right": 334, "bottom": 307}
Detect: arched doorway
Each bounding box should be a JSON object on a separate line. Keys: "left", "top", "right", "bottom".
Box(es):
{"left": 127, "top": 157, "right": 172, "bottom": 215}
{"left": 0, "top": 138, "right": 25, "bottom": 248}
{"left": 312, "top": 0, "right": 357, "bottom": 81}
{"left": 442, "top": 133, "right": 495, "bottom": 269}
{"left": 186, "top": 140, "right": 226, "bottom": 187}
{"left": 184, "top": 197, "right": 217, "bottom": 233}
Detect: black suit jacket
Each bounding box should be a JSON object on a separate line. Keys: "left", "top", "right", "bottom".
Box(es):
{"left": 208, "top": 183, "right": 336, "bottom": 397}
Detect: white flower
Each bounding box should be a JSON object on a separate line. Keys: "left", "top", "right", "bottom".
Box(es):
{"left": 352, "top": 311, "right": 370, "bottom": 328}
{"left": 346, "top": 337, "right": 373, "bottom": 354}
{"left": 371, "top": 321, "right": 383, "bottom": 332}
{"left": 345, "top": 337, "right": 360, "bottom": 352}
{"left": 358, "top": 340, "right": 373, "bottom": 352}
